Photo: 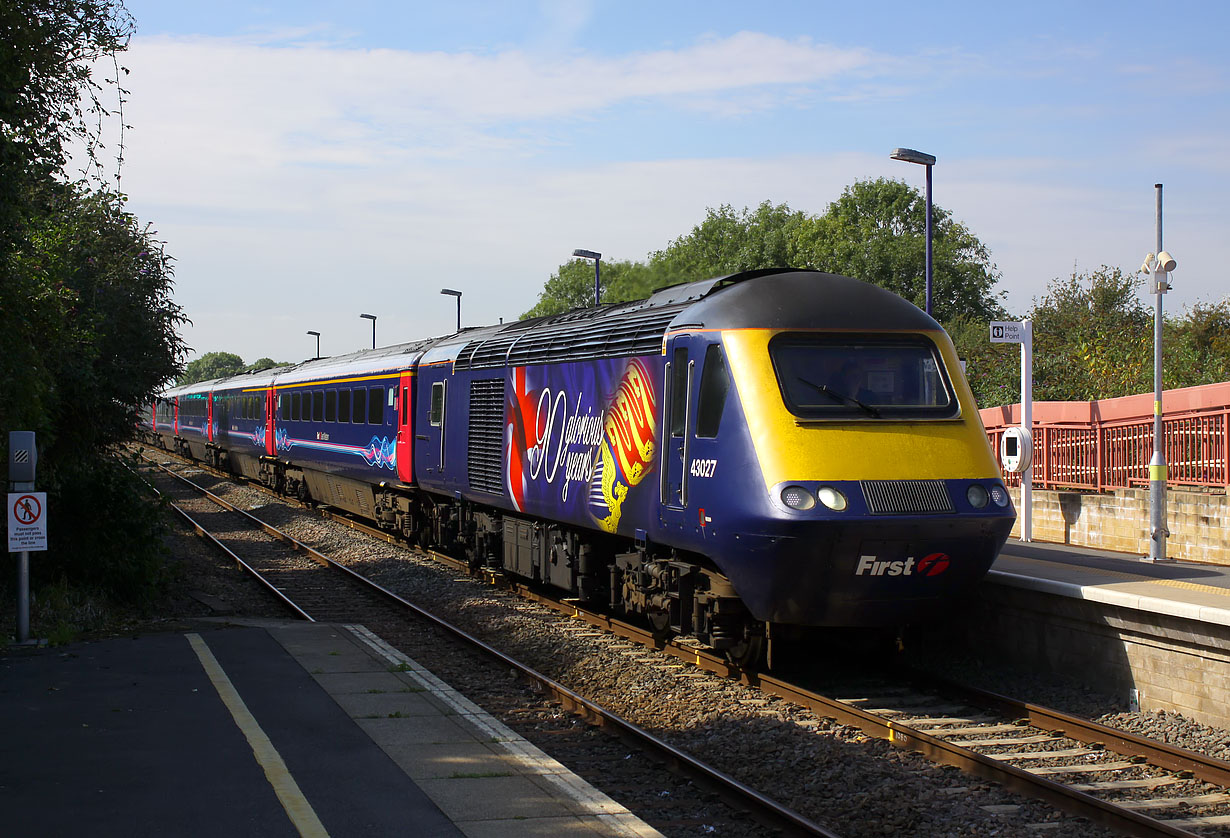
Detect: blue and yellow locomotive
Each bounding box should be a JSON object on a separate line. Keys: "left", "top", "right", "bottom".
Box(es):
{"left": 145, "top": 269, "right": 1014, "bottom": 659}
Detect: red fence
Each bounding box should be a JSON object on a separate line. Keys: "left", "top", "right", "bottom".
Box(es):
{"left": 980, "top": 382, "right": 1230, "bottom": 492}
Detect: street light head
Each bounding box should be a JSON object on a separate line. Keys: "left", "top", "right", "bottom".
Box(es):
{"left": 572, "top": 249, "right": 601, "bottom": 260}
{"left": 359, "top": 313, "right": 376, "bottom": 321}
{"left": 306, "top": 330, "right": 320, "bottom": 337}
{"left": 890, "top": 147, "right": 936, "bottom": 166}
{"left": 1156, "top": 251, "right": 1177, "bottom": 273}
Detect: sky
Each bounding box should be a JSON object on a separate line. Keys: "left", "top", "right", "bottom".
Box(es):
{"left": 98, "top": 0, "right": 1230, "bottom": 364}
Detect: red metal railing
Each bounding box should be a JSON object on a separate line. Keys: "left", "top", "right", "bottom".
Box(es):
{"left": 981, "top": 383, "right": 1230, "bottom": 492}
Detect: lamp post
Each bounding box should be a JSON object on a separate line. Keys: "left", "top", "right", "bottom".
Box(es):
{"left": 573, "top": 248, "right": 602, "bottom": 307}
{"left": 1141, "top": 183, "right": 1177, "bottom": 563}
{"left": 306, "top": 330, "right": 320, "bottom": 360}
{"left": 890, "top": 148, "right": 936, "bottom": 317}
{"left": 440, "top": 288, "right": 462, "bottom": 332}
{"left": 360, "top": 313, "right": 377, "bottom": 349}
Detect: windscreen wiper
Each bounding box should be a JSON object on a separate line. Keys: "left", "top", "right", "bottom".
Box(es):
{"left": 797, "top": 377, "right": 881, "bottom": 418}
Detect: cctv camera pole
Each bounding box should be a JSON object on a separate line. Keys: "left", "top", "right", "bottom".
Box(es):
{"left": 1147, "top": 183, "right": 1172, "bottom": 562}
{"left": 1021, "top": 320, "right": 1033, "bottom": 542}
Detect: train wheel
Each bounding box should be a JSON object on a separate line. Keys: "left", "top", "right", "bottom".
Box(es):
{"left": 647, "top": 607, "right": 672, "bottom": 641}
{"left": 725, "top": 635, "right": 765, "bottom": 670}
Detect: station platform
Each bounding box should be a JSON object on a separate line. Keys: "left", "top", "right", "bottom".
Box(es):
{"left": 0, "top": 620, "right": 662, "bottom": 838}
{"left": 956, "top": 539, "right": 1230, "bottom": 728}
{"left": 991, "top": 539, "right": 1230, "bottom": 628}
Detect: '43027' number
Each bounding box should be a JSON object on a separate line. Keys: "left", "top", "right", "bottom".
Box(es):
{"left": 689, "top": 458, "right": 717, "bottom": 478}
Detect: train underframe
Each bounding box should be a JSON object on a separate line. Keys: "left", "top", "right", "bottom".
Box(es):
{"left": 141, "top": 437, "right": 767, "bottom": 664}
{"left": 366, "top": 482, "right": 766, "bottom": 665}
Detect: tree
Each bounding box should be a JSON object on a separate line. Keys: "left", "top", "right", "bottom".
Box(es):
{"left": 178, "top": 352, "right": 246, "bottom": 384}
{"left": 792, "top": 179, "right": 1007, "bottom": 323}
{"left": 1165, "top": 301, "right": 1230, "bottom": 388}
{"left": 245, "top": 357, "right": 286, "bottom": 373}
{"left": 521, "top": 259, "right": 659, "bottom": 318}
{"left": 0, "top": 0, "right": 133, "bottom": 238}
{"left": 0, "top": 1, "right": 190, "bottom": 615}
{"left": 1026, "top": 267, "right": 1153, "bottom": 402}
{"left": 521, "top": 185, "right": 1008, "bottom": 327}
{"left": 648, "top": 201, "right": 808, "bottom": 285}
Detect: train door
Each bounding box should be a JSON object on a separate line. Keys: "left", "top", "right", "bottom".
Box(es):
{"left": 417, "top": 375, "right": 446, "bottom": 479}
{"left": 661, "top": 334, "right": 700, "bottom": 519}
{"left": 660, "top": 335, "right": 730, "bottom": 537}
{"left": 265, "top": 388, "right": 276, "bottom": 455}
{"left": 395, "top": 371, "right": 414, "bottom": 484}
{"left": 206, "top": 393, "right": 214, "bottom": 442}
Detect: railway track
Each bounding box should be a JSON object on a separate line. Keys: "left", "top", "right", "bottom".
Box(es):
{"left": 135, "top": 454, "right": 841, "bottom": 838}
{"left": 136, "top": 448, "right": 1230, "bottom": 836}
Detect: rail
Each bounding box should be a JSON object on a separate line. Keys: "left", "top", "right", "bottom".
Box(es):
{"left": 981, "top": 381, "right": 1230, "bottom": 492}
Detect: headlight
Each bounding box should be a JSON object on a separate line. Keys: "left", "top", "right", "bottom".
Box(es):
{"left": 966, "top": 484, "right": 990, "bottom": 509}
{"left": 781, "top": 485, "right": 816, "bottom": 510}
{"left": 989, "top": 484, "right": 1010, "bottom": 507}
{"left": 817, "top": 486, "right": 848, "bottom": 511}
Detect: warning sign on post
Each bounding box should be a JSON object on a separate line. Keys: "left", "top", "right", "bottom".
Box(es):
{"left": 8, "top": 492, "right": 47, "bottom": 552}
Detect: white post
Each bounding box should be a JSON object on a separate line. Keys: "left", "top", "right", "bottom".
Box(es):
{"left": 1021, "top": 320, "right": 1033, "bottom": 542}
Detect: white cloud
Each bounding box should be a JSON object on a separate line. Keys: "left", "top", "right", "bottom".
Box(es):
{"left": 98, "top": 28, "right": 1227, "bottom": 365}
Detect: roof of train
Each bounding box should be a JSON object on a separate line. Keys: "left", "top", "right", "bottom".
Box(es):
{"left": 160, "top": 269, "right": 937, "bottom": 397}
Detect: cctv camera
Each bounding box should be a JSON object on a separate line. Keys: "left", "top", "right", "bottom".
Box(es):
{"left": 1157, "top": 251, "right": 1177, "bottom": 272}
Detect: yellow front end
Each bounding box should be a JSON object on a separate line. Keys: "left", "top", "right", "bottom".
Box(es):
{"left": 721, "top": 328, "right": 1000, "bottom": 487}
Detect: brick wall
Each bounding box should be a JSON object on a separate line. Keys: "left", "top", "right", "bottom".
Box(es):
{"left": 1008, "top": 486, "right": 1230, "bottom": 564}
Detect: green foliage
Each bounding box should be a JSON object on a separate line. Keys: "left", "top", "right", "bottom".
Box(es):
{"left": 947, "top": 313, "right": 1022, "bottom": 408}
{"left": 522, "top": 259, "right": 657, "bottom": 318}
{"left": 1164, "top": 300, "right": 1230, "bottom": 387}
{"left": 2, "top": 184, "right": 187, "bottom": 468}
{"left": 245, "top": 357, "right": 286, "bottom": 373}
{"left": 178, "top": 351, "right": 245, "bottom": 384}
{"left": 0, "top": 0, "right": 134, "bottom": 230}
{"left": 177, "top": 353, "right": 291, "bottom": 383}
{"left": 648, "top": 201, "right": 808, "bottom": 283}
{"left": 792, "top": 179, "right": 1007, "bottom": 323}
{"left": 1027, "top": 267, "right": 1152, "bottom": 401}
{"left": 39, "top": 454, "right": 170, "bottom": 606}
{"left": 521, "top": 184, "right": 1007, "bottom": 326}
{"left": 1, "top": 1, "right": 187, "bottom": 613}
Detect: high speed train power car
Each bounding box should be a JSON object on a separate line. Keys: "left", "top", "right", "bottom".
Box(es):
{"left": 144, "top": 269, "right": 1016, "bottom": 661}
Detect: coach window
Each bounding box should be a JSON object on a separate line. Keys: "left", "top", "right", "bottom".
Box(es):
{"left": 312, "top": 390, "right": 324, "bottom": 422}
{"left": 351, "top": 388, "right": 366, "bottom": 424}
{"left": 289, "top": 392, "right": 299, "bottom": 421}
{"left": 696, "top": 344, "right": 729, "bottom": 438}
{"left": 338, "top": 389, "right": 351, "bottom": 423}
{"left": 325, "top": 390, "right": 337, "bottom": 423}
{"left": 368, "top": 386, "right": 384, "bottom": 425}
{"left": 430, "top": 381, "right": 445, "bottom": 426}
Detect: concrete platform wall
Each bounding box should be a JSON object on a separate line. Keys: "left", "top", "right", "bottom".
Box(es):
{"left": 1008, "top": 486, "right": 1230, "bottom": 564}
{"left": 951, "top": 583, "right": 1230, "bottom": 729}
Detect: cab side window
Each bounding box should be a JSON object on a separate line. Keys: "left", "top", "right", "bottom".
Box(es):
{"left": 696, "top": 345, "right": 729, "bottom": 438}
{"left": 429, "top": 381, "right": 445, "bottom": 426}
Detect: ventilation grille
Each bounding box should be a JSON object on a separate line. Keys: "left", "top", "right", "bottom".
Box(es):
{"left": 861, "top": 480, "right": 953, "bottom": 515}
{"left": 468, "top": 378, "right": 505, "bottom": 494}
{"left": 457, "top": 307, "right": 680, "bottom": 370}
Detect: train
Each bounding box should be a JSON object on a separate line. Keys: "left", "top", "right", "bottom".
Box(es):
{"left": 142, "top": 268, "right": 1016, "bottom": 662}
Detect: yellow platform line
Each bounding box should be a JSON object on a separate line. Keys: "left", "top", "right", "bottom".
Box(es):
{"left": 187, "top": 633, "right": 329, "bottom": 837}
{"left": 1009, "top": 555, "right": 1230, "bottom": 598}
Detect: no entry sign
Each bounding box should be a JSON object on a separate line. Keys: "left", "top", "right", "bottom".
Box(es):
{"left": 8, "top": 492, "right": 47, "bottom": 552}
